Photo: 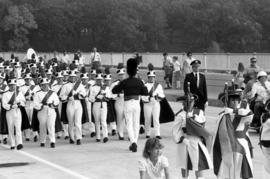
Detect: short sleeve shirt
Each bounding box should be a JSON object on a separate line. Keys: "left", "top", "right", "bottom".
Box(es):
{"left": 138, "top": 156, "right": 169, "bottom": 179}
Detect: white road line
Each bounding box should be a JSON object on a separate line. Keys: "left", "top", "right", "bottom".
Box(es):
{"left": 0, "top": 144, "right": 89, "bottom": 179}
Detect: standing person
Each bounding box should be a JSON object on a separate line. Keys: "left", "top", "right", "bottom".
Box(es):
{"left": 111, "top": 64, "right": 126, "bottom": 140}
{"left": 172, "top": 56, "right": 181, "bottom": 89}
{"left": 182, "top": 51, "right": 194, "bottom": 79}
{"left": 90, "top": 47, "right": 101, "bottom": 68}
{"left": 162, "top": 53, "right": 173, "bottom": 89}
{"left": 112, "top": 58, "right": 148, "bottom": 152}
{"left": 89, "top": 73, "right": 109, "bottom": 143}
{"left": 213, "top": 85, "right": 253, "bottom": 179}
{"left": 243, "top": 57, "right": 261, "bottom": 83}
{"left": 0, "top": 72, "right": 8, "bottom": 144}
{"left": 235, "top": 62, "right": 245, "bottom": 89}
{"left": 60, "top": 66, "right": 86, "bottom": 145}
{"left": 33, "top": 78, "right": 60, "bottom": 148}
{"left": 139, "top": 138, "right": 170, "bottom": 179}
{"left": 184, "top": 59, "right": 208, "bottom": 111}
{"left": 173, "top": 93, "right": 212, "bottom": 179}
{"left": 142, "top": 70, "right": 165, "bottom": 139}
{"left": 2, "top": 78, "right": 26, "bottom": 150}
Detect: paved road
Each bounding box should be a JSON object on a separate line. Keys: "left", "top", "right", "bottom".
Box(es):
{"left": 0, "top": 103, "right": 265, "bottom": 179}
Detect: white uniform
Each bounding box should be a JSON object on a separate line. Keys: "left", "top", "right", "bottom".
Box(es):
{"left": 89, "top": 85, "right": 110, "bottom": 140}
{"left": 172, "top": 109, "right": 212, "bottom": 172}
{"left": 0, "top": 83, "right": 8, "bottom": 141}
{"left": 33, "top": 90, "right": 59, "bottom": 144}
{"left": 20, "top": 84, "right": 40, "bottom": 139}
{"left": 2, "top": 90, "right": 26, "bottom": 147}
{"left": 86, "top": 80, "right": 96, "bottom": 134}
{"left": 261, "top": 114, "right": 270, "bottom": 178}
{"left": 90, "top": 52, "right": 101, "bottom": 63}
{"left": 60, "top": 82, "right": 86, "bottom": 141}
{"left": 142, "top": 82, "right": 165, "bottom": 137}
{"left": 111, "top": 80, "right": 125, "bottom": 138}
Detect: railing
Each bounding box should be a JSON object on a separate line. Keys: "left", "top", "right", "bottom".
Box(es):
{"left": 0, "top": 52, "right": 268, "bottom": 71}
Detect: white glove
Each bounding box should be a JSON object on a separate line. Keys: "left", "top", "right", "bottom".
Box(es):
{"left": 97, "top": 95, "right": 103, "bottom": 99}
{"left": 204, "top": 101, "right": 208, "bottom": 108}
{"left": 224, "top": 107, "right": 233, "bottom": 114}
{"left": 182, "top": 138, "right": 190, "bottom": 146}
{"left": 69, "top": 96, "right": 74, "bottom": 101}
{"left": 187, "top": 112, "right": 193, "bottom": 118}
{"left": 43, "top": 105, "right": 49, "bottom": 109}
{"left": 150, "top": 97, "right": 155, "bottom": 102}
{"left": 72, "top": 91, "right": 76, "bottom": 96}
{"left": 12, "top": 104, "right": 18, "bottom": 109}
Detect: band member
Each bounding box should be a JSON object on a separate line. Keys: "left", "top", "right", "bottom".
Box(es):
{"left": 33, "top": 77, "right": 60, "bottom": 148}
{"left": 0, "top": 72, "right": 8, "bottom": 144}
{"left": 60, "top": 66, "right": 86, "bottom": 145}
{"left": 2, "top": 78, "right": 26, "bottom": 150}
{"left": 103, "top": 69, "right": 117, "bottom": 136}
{"left": 20, "top": 72, "right": 39, "bottom": 141}
{"left": 184, "top": 59, "right": 208, "bottom": 111}
{"left": 89, "top": 73, "right": 109, "bottom": 143}
{"left": 142, "top": 70, "right": 165, "bottom": 139}
{"left": 112, "top": 58, "right": 148, "bottom": 152}
{"left": 173, "top": 92, "right": 212, "bottom": 179}
{"left": 213, "top": 84, "right": 253, "bottom": 179}
{"left": 260, "top": 99, "right": 270, "bottom": 178}
{"left": 111, "top": 64, "right": 126, "bottom": 140}
{"left": 51, "top": 71, "right": 67, "bottom": 139}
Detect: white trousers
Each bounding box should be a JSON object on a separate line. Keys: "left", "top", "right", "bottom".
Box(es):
{"left": 124, "top": 99, "right": 140, "bottom": 144}
{"left": 83, "top": 100, "right": 95, "bottom": 134}
{"left": 38, "top": 107, "right": 56, "bottom": 143}
{"left": 67, "top": 100, "right": 82, "bottom": 141}
{"left": 25, "top": 101, "right": 38, "bottom": 138}
{"left": 6, "top": 108, "right": 22, "bottom": 147}
{"left": 115, "top": 98, "right": 125, "bottom": 137}
{"left": 143, "top": 100, "right": 161, "bottom": 136}
{"left": 0, "top": 104, "right": 8, "bottom": 140}
{"left": 93, "top": 102, "right": 108, "bottom": 139}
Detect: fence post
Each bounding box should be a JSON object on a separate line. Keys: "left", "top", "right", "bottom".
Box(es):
{"left": 204, "top": 52, "right": 207, "bottom": 73}
{"left": 227, "top": 52, "right": 231, "bottom": 74}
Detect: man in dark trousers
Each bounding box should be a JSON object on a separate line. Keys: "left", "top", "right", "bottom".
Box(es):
{"left": 184, "top": 59, "right": 208, "bottom": 111}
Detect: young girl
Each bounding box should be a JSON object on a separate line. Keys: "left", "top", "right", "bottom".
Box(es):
{"left": 139, "top": 138, "right": 170, "bottom": 179}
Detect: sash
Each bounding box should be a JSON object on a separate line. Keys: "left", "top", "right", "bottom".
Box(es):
{"left": 57, "top": 85, "right": 63, "bottom": 96}
{"left": 41, "top": 90, "right": 54, "bottom": 105}
{"left": 8, "top": 90, "right": 19, "bottom": 105}
{"left": 68, "top": 80, "right": 81, "bottom": 97}
{"left": 149, "top": 82, "right": 159, "bottom": 97}
{"left": 25, "top": 85, "right": 35, "bottom": 96}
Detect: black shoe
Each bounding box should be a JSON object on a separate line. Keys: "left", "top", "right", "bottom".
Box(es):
{"left": 156, "top": 136, "right": 162, "bottom": 139}
{"left": 82, "top": 135, "right": 85, "bottom": 138}
{"left": 10, "top": 146, "right": 15, "bottom": 150}
{"left": 50, "top": 143, "right": 55, "bottom": 148}
{"left": 146, "top": 135, "right": 150, "bottom": 139}
{"left": 129, "top": 145, "right": 132, "bottom": 151}
{"left": 76, "top": 139, "right": 81, "bottom": 145}
{"left": 17, "top": 144, "right": 23, "bottom": 150}
{"left": 26, "top": 138, "right": 30, "bottom": 142}
{"left": 139, "top": 127, "right": 145, "bottom": 134}
{"left": 131, "top": 143, "right": 137, "bottom": 152}
{"left": 56, "top": 136, "right": 61, "bottom": 139}
{"left": 64, "top": 136, "right": 69, "bottom": 140}
{"left": 69, "top": 139, "right": 74, "bottom": 144}
{"left": 90, "top": 132, "right": 96, "bottom": 138}
{"left": 118, "top": 135, "right": 124, "bottom": 140}
{"left": 103, "top": 137, "right": 108, "bottom": 143}
{"left": 112, "top": 130, "right": 116, "bottom": 136}
{"left": 33, "top": 136, "right": 38, "bottom": 142}
{"left": 40, "top": 143, "right": 45, "bottom": 147}
{"left": 96, "top": 139, "right": 101, "bottom": 142}
{"left": 3, "top": 138, "right": 7, "bottom": 144}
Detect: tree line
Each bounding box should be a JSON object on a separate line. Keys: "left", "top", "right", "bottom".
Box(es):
{"left": 0, "top": 0, "right": 270, "bottom": 53}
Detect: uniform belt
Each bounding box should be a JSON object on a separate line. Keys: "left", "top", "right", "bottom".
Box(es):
{"left": 124, "top": 95, "right": 139, "bottom": 101}
{"left": 95, "top": 99, "right": 106, "bottom": 102}
{"left": 235, "top": 131, "right": 246, "bottom": 138}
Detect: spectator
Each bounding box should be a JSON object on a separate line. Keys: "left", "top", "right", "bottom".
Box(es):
{"left": 61, "top": 51, "right": 71, "bottom": 64}
{"left": 182, "top": 51, "right": 194, "bottom": 79}
{"left": 90, "top": 47, "right": 101, "bottom": 69}
{"left": 172, "top": 56, "right": 181, "bottom": 89}
{"left": 249, "top": 71, "right": 270, "bottom": 128}
{"left": 162, "top": 52, "right": 173, "bottom": 89}
{"left": 139, "top": 138, "right": 170, "bottom": 179}
{"left": 77, "top": 50, "right": 85, "bottom": 66}
{"left": 244, "top": 57, "right": 261, "bottom": 83}
{"left": 234, "top": 62, "right": 245, "bottom": 89}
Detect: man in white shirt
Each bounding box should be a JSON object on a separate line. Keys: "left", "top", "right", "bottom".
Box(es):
{"left": 162, "top": 52, "right": 173, "bottom": 89}
{"left": 90, "top": 47, "right": 101, "bottom": 69}
{"left": 182, "top": 51, "right": 195, "bottom": 79}
{"left": 250, "top": 71, "right": 270, "bottom": 128}
{"left": 61, "top": 51, "right": 71, "bottom": 64}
